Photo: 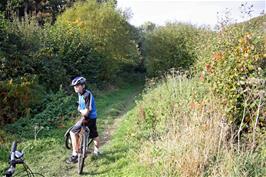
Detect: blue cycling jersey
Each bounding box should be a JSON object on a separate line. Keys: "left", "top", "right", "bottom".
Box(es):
{"left": 78, "top": 89, "right": 97, "bottom": 119}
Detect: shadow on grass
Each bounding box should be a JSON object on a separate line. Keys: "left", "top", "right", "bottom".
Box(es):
{"left": 81, "top": 147, "right": 131, "bottom": 176}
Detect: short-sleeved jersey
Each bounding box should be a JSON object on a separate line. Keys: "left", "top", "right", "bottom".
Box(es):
{"left": 78, "top": 89, "right": 97, "bottom": 119}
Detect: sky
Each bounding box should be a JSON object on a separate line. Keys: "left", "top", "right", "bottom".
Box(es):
{"left": 117, "top": 0, "right": 265, "bottom": 28}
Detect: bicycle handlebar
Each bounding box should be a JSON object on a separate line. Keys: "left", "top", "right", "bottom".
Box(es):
{"left": 10, "top": 141, "right": 17, "bottom": 165}
{"left": 5, "top": 159, "right": 24, "bottom": 176}
{"left": 11, "top": 141, "right": 17, "bottom": 154}
{"left": 5, "top": 166, "right": 15, "bottom": 177}
{"left": 5, "top": 141, "right": 24, "bottom": 177}
{"left": 4, "top": 141, "right": 43, "bottom": 177}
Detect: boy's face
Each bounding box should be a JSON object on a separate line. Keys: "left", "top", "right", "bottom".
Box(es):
{"left": 74, "top": 84, "right": 84, "bottom": 93}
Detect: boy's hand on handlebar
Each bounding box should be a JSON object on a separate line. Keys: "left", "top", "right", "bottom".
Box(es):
{"left": 79, "top": 108, "right": 89, "bottom": 117}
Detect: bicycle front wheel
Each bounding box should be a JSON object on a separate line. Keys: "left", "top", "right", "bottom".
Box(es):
{"left": 78, "top": 132, "right": 87, "bottom": 174}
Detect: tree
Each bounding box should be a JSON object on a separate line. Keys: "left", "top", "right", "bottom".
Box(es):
{"left": 0, "top": 0, "right": 76, "bottom": 25}
{"left": 57, "top": 1, "right": 140, "bottom": 80}
{"left": 143, "top": 23, "right": 200, "bottom": 77}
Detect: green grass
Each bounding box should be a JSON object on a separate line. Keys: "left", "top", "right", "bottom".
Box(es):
{"left": 82, "top": 108, "right": 148, "bottom": 177}
{"left": 0, "top": 81, "right": 144, "bottom": 176}
{"left": 1, "top": 74, "right": 264, "bottom": 177}
{"left": 79, "top": 74, "right": 265, "bottom": 177}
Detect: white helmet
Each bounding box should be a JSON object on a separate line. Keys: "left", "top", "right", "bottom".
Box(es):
{"left": 71, "top": 76, "right": 86, "bottom": 86}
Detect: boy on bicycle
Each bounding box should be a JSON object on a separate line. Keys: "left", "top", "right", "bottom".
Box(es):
{"left": 66, "top": 76, "right": 100, "bottom": 164}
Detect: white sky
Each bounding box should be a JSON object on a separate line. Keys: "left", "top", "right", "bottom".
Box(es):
{"left": 117, "top": 0, "right": 265, "bottom": 28}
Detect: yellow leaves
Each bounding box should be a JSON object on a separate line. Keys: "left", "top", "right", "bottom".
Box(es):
{"left": 73, "top": 19, "right": 80, "bottom": 24}
{"left": 8, "top": 79, "right": 13, "bottom": 85}
{"left": 250, "top": 45, "right": 255, "bottom": 50}
{"left": 70, "top": 18, "right": 86, "bottom": 28}
{"left": 243, "top": 53, "right": 249, "bottom": 58}
{"left": 238, "top": 33, "right": 253, "bottom": 50}
{"left": 245, "top": 32, "right": 252, "bottom": 40}
{"left": 238, "top": 38, "right": 244, "bottom": 44}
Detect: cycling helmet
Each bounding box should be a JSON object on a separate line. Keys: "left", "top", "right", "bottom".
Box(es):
{"left": 71, "top": 76, "right": 86, "bottom": 86}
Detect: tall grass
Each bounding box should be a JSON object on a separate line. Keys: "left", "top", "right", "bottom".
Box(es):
{"left": 133, "top": 72, "right": 265, "bottom": 176}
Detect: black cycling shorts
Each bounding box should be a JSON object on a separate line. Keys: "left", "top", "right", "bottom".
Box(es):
{"left": 71, "top": 117, "right": 98, "bottom": 139}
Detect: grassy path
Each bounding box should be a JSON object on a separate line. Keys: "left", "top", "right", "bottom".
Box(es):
{"left": 0, "top": 82, "right": 144, "bottom": 177}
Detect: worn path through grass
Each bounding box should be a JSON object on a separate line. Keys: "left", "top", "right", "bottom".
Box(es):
{"left": 0, "top": 82, "right": 144, "bottom": 177}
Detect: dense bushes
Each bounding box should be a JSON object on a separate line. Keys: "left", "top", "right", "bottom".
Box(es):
{"left": 0, "top": 76, "right": 45, "bottom": 126}
{"left": 142, "top": 14, "right": 265, "bottom": 128}
{"left": 132, "top": 13, "right": 265, "bottom": 176}
{"left": 0, "top": 1, "right": 141, "bottom": 125}
{"left": 1, "top": 1, "right": 140, "bottom": 85}
{"left": 0, "top": 13, "right": 6, "bottom": 45}
{"left": 0, "top": 17, "right": 46, "bottom": 125}
{"left": 196, "top": 15, "right": 265, "bottom": 126}
{"left": 5, "top": 89, "right": 76, "bottom": 137}
{"left": 143, "top": 23, "right": 203, "bottom": 77}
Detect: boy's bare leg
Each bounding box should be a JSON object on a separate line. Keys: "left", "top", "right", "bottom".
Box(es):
{"left": 70, "top": 131, "right": 80, "bottom": 155}
{"left": 93, "top": 136, "right": 100, "bottom": 153}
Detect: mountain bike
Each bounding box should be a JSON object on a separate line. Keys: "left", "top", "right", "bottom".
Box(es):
{"left": 3, "top": 141, "right": 45, "bottom": 177}
{"left": 64, "top": 122, "right": 93, "bottom": 174}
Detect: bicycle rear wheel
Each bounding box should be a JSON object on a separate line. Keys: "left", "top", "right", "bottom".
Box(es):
{"left": 64, "top": 133, "right": 72, "bottom": 150}
{"left": 78, "top": 131, "right": 87, "bottom": 174}
{"left": 64, "top": 127, "right": 73, "bottom": 150}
